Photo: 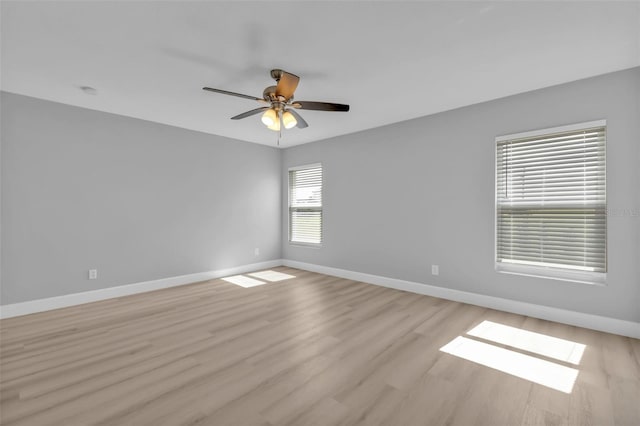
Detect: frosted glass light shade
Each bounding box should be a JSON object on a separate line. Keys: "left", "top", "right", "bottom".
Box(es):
{"left": 261, "top": 108, "right": 277, "bottom": 126}
{"left": 282, "top": 111, "right": 297, "bottom": 129}
{"left": 267, "top": 119, "right": 280, "bottom": 131}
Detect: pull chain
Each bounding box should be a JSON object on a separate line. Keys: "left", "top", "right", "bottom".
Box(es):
{"left": 277, "top": 110, "right": 282, "bottom": 146}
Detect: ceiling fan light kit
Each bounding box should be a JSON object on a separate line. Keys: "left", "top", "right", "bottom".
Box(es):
{"left": 282, "top": 111, "right": 297, "bottom": 129}
{"left": 267, "top": 119, "right": 280, "bottom": 132}
{"left": 261, "top": 108, "right": 277, "bottom": 127}
{"left": 203, "top": 69, "right": 350, "bottom": 140}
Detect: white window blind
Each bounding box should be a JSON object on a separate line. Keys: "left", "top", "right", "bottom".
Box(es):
{"left": 496, "top": 123, "right": 606, "bottom": 275}
{"left": 289, "top": 164, "right": 322, "bottom": 244}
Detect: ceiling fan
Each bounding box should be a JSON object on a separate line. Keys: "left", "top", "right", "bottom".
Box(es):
{"left": 202, "top": 69, "right": 349, "bottom": 134}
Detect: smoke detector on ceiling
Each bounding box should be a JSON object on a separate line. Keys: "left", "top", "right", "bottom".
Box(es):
{"left": 79, "top": 86, "right": 97, "bottom": 95}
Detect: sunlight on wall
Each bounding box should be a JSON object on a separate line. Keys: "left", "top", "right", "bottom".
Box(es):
{"left": 467, "top": 321, "right": 586, "bottom": 365}
{"left": 248, "top": 270, "right": 297, "bottom": 282}
{"left": 440, "top": 336, "right": 579, "bottom": 393}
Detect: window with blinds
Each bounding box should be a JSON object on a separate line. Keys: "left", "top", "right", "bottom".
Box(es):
{"left": 289, "top": 164, "right": 322, "bottom": 244}
{"left": 496, "top": 122, "right": 606, "bottom": 280}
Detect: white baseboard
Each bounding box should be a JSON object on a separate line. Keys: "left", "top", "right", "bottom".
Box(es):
{"left": 3, "top": 258, "right": 638, "bottom": 339}
{"left": 283, "top": 260, "right": 640, "bottom": 339}
{"left": 0, "top": 259, "right": 284, "bottom": 319}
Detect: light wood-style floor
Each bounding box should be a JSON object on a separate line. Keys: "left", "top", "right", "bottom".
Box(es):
{"left": 1, "top": 267, "right": 639, "bottom": 426}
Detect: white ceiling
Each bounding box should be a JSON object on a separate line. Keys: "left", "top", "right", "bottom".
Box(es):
{"left": 2, "top": 1, "right": 639, "bottom": 147}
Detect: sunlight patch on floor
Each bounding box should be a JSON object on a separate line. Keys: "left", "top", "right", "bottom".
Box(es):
{"left": 222, "top": 270, "right": 296, "bottom": 288}
{"left": 222, "top": 275, "right": 267, "bottom": 288}
{"left": 248, "top": 270, "right": 296, "bottom": 282}
{"left": 440, "top": 336, "right": 579, "bottom": 393}
{"left": 467, "top": 320, "right": 586, "bottom": 365}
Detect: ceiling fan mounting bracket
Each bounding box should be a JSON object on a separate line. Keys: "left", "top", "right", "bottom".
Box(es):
{"left": 270, "top": 69, "right": 284, "bottom": 81}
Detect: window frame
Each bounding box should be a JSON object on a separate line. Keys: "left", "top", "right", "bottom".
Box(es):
{"left": 494, "top": 120, "right": 607, "bottom": 285}
{"left": 288, "top": 163, "right": 323, "bottom": 247}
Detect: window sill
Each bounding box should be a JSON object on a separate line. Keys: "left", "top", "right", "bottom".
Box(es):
{"left": 496, "top": 262, "right": 606, "bottom": 286}
{"left": 289, "top": 241, "right": 322, "bottom": 249}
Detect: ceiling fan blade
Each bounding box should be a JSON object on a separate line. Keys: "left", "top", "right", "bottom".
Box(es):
{"left": 203, "top": 87, "right": 263, "bottom": 101}
{"left": 275, "top": 70, "right": 300, "bottom": 99}
{"left": 230, "top": 107, "right": 269, "bottom": 120}
{"left": 293, "top": 101, "right": 350, "bottom": 112}
{"left": 287, "top": 108, "right": 309, "bottom": 129}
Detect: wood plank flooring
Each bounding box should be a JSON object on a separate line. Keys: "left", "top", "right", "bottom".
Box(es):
{"left": 1, "top": 267, "right": 639, "bottom": 425}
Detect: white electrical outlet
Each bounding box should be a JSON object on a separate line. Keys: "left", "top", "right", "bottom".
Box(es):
{"left": 89, "top": 269, "right": 98, "bottom": 280}
{"left": 254, "top": 248, "right": 260, "bottom": 256}
{"left": 431, "top": 265, "right": 439, "bottom": 276}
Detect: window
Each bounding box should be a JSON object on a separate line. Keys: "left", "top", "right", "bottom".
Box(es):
{"left": 495, "top": 121, "right": 606, "bottom": 283}
{"left": 289, "top": 164, "right": 322, "bottom": 244}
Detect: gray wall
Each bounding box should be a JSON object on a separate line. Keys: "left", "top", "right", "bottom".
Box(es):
{"left": 1, "top": 92, "right": 281, "bottom": 304}
{"left": 3, "top": 68, "right": 638, "bottom": 322}
{"left": 282, "top": 67, "right": 640, "bottom": 323}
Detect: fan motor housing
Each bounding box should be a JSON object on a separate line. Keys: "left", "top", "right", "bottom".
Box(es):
{"left": 263, "top": 85, "right": 277, "bottom": 101}
{"left": 264, "top": 85, "right": 290, "bottom": 104}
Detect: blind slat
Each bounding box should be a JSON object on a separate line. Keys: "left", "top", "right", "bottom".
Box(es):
{"left": 496, "top": 125, "right": 606, "bottom": 273}
{"left": 289, "top": 165, "right": 322, "bottom": 244}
